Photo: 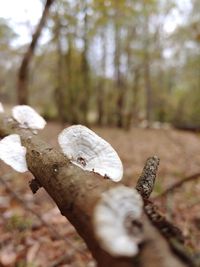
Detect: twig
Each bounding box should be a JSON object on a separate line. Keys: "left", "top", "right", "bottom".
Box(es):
{"left": 154, "top": 173, "right": 200, "bottom": 199}
{"left": 144, "top": 200, "right": 184, "bottom": 244}
{"left": 135, "top": 156, "right": 184, "bottom": 241}
{"left": 136, "top": 156, "right": 160, "bottom": 199}
{"left": 136, "top": 160, "right": 199, "bottom": 267}
{"left": 47, "top": 253, "right": 74, "bottom": 267}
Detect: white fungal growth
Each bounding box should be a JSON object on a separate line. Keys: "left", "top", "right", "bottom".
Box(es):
{"left": 58, "top": 125, "right": 123, "bottom": 182}
{"left": 12, "top": 105, "right": 46, "bottom": 130}
{"left": 0, "top": 134, "right": 28, "bottom": 172}
{"left": 0, "top": 102, "right": 4, "bottom": 113}
{"left": 93, "top": 186, "right": 143, "bottom": 257}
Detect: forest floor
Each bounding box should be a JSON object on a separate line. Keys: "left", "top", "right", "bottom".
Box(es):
{"left": 0, "top": 122, "right": 200, "bottom": 267}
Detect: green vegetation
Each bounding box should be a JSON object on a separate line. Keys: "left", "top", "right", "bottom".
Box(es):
{"left": 6, "top": 214, "right": 32, "bottom": 232}
{"left": 0, "top": 0, "right": 199, "bottom": 128}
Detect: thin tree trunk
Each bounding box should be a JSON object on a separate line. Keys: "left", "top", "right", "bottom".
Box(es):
{"left": 143, "top": 8, "right": 153, "bottom": 127}
{"left": 114, "top": 15, "right": 124, "bottom": 128}
{"left": 97, "top": 82, "right": 104, "bottom": 125}
{"left": 17, "top": 0, "right": 55, "bottom": 105}
{"left": 97, "top": 29, "right": 107, "bottom": 125}
{"left": 144, "top": 52, "right": 153, "bottom": 126}
{"left": 65, "top": 34, "right": 79, "bottom": 124}
{"left": 54, "top": 13, "right": 66, "bottom": 124}
{"left": 81, "top": 0, "right": 90, "bottom": 125}
{"left": 125, "top": 68, "right": 140, "bottom": 130}
{"left": 132, "top": 68, "right": 140, "bottom": 123}
{"left": 123, "top": 27, "right": 140, "bottom": 130}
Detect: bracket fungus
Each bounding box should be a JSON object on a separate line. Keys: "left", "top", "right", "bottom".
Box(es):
{"left": 58, "top": 125, "right": 123, "bottom": 182}
{"left": 12, "top": 105, "right": 46, "bottom": 130}
{"left": 93, "top": 185, "right": 144, "bottom": 257}
{"left": 0, "top": 134, "right": 28, "bottom": 172}
{"left": 0, "top": 102, "right": 4, "bottom": 113}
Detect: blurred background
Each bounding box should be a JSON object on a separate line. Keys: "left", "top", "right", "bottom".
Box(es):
{"left": 0, "top": 0, "right": 199, "bottom": 129}
{"left": 0, "top": 0, "right": 200, "bottom": 266}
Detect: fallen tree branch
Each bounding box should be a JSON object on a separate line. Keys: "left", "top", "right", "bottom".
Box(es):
{"left": 0, "top": 115, "right": 194, "bottom": 267}
{"left": 154, "top": 173, "right": 200, "bottom": 199}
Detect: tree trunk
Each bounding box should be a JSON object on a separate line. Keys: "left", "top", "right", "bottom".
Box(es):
{"left": 125, "top": 68, "right": 140, "bottom": 130}
{"left": 80, "top": 0, "right": 90, "bottom": 125}
{"left": 132, "top": 68, "right": 140, "bottom": 123}
{"left": 143, "top": 7, "right": 153, "bottom": 128}
{"left": 54, "top": 12, "right": 66, "bottom": 124}
{"left": 114, "top": 16, "right": 124, "bottom": 128}
{"left": 97, "top": 29, "right": 107, "bottom": 126}
{"left": 123, "top": 27, "right": 141, "bottom": 130}
{"left": 144, "top": 51, "right": 153, "bottom": 127}
{"left": 17, "top": 0, "right": 55, "bottom": 105}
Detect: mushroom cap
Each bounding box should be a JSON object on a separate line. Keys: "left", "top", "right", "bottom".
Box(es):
{"left": 12, "top": 105, "right": 46, "bottom": 130}
{"left": 58, "top": 125, "right": 123, "bottom": 182}
{"left": 93, "top": 186, "right": 143, "bottom": 257}
{"left": 0, "top": 102, "right": 4, "bottom": 113}
{"left": 0, "top": 134, "right": 28, "bottom": 172}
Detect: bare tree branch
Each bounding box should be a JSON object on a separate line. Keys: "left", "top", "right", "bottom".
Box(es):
{"left": 17, "top": 0, "right": 55, "bottom": 104}
{"left": 154, "top": 173, "right": 200, "bottom": 199}
{"left": 136, "top": 156, "right": 160, "bottom": 199}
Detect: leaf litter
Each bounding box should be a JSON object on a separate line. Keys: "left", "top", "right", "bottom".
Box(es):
{"left": 1, "top": 122, "right": 200, "bottom": 266}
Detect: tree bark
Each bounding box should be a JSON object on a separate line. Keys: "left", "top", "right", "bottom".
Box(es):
{"left": 114, "top": 5, "right": 124, "bottom": 128}
{"left": 54, "top": 12, "right": 66, "bottom": 124}
{"left": 17, "top": 0, "right": 55, "bottom": 105}
{"left": 97, "top": 29, "right": 107, "bottom": 126}
{"left": 80, "top": 0, "right": 90, "bottom": 125}
{"left": 143, "top": 6, "right": 153, "bottom": 128}
{"left": 144, "top": 50, "right": 153, "bottom": 127}
{"left": 0, "top": 115, "right": 194, "bottom": 267}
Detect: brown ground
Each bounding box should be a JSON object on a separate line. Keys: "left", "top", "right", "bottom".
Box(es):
{"left": 0, "top": 122, "right": 200, "bottom": 266}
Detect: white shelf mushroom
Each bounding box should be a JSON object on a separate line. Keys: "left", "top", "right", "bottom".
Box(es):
{"left": 12, "top": 105, "right": 46, "bottom": 130}
{"left": 0, "top": 102, "right": 4, "bottom": 113}
{"left": 58, "top": 125, "right": 123, "bottom": 182}
{"left": 0, "top": 134, "right": 28, "bottom": 172}
{"left": 93, "top": 185, "right": 143, "bottom": 257}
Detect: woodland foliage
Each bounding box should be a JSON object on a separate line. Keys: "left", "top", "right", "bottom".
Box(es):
{"left": 0, "top": 0, "right": 199, "bottom": 128}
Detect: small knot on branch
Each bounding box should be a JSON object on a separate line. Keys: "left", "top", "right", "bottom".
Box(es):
{"left": 136, "top": 156, "right": 160, "bottom": 200}
{"left": 29, "top": 178, "right": 42, "bottom": 194}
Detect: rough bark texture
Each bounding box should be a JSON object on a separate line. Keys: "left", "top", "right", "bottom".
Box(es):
{"left": 136, "top": 156, "right": 160, "bottom": 199}
{"left": 0, "top": 115, "right": 193, "bottom": 267}
{"left": 17, "top": 0, "right": 55, "bottom": 105}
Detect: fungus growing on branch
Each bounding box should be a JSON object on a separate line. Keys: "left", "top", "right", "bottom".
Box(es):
{"left": 0, "top": 102, "right": 4, "bottom": 113}
{"left": 0, "top": 134, "right": 28, "bottom": 172}
{"left": 12, "top": 105, "right": 46, "bottom": 130}
{"left": 93, "top": 185, "right": 144, "bottom": 257}
{"left": 58, "top": 125, "right": 123, "bottom": 182}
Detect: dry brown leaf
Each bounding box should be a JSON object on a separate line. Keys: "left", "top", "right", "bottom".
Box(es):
{"left": 26, "top": 242, "right": 40, "bottom": 263}
{"left": 0, "top": 245, "right": 17, "bottom": 266}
